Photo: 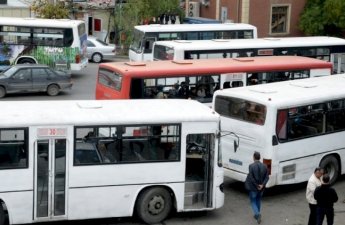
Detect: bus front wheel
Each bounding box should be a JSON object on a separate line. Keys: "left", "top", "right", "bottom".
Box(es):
{"left": 136, "top": 187, "right": 172, "bottom": 224}
{"left": 320, "top": 155, "right": 339, "bottom": 185}
{"left": 17, "top": 58, "right": 35, "bottom": 64}
{"left": 0, "top": 206, "right": 5, "bottom": 225}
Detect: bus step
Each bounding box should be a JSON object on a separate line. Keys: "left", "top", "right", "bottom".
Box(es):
{"left": 184, "top": 191, "right": 205, "bottom": 206}
{"left": 185, "top": 181, "right": 204, "bottom": 192}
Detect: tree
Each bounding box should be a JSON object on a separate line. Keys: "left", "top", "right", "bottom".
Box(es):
{"left": 114, "top": 0, "right": 183, "bottom": 49}
{"left": 31, "top": 0, "right": 69, "bottom": 19}
{"left": 299, "top": 0, "right": 345, "bottom": 36}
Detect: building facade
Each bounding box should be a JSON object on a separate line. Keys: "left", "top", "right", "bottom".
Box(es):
{"left": 192, "top": 0, "right": 307, "bottom": 37}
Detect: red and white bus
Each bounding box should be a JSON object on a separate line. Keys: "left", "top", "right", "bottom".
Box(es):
{"left": 95, "top": 56, "right": 332, "bottom": 105}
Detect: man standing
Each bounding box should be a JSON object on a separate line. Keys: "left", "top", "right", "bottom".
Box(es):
{"left": 306, "top": 167, "right": 323, "bottom": 225}
{"left": 314, "top": 174, "right": 338, "bottom": 225}
{"left": 244, "top": 151, "right": 269, "bottom": 224}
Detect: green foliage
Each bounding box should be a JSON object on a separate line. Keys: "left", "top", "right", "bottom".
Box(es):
{"left": 114, "top": 0, "right": 184, "bottom": 48}
{"left": 299, "top": 0, "right": 345, "bottom": 36}
{"left": 31, "top": 0, "right": 69, "bottom": 19}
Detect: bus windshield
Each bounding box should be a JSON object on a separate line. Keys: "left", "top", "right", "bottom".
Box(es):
{"left": 130, "top": 29, "right": 144, "bottom": 53}
{"left": 215, "top": 96, "right": 266, "bottom": 125}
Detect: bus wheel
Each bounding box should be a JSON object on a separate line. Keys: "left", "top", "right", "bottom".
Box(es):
{"left": 92, "top": 53, "right": 103, "bottom": 63}
{"left": 136, "top": 187, "right": 172, "bottom": 224}
{"left": 47, "top": 84, "right": 60, "bottom": 96}
{"left": 320, "top": 155, "right": 339, "bottom": 185}
{"left": 0, "top": 86, "right": 6, "bottom": 98}
{"left": 0, "top": 206, "right": 5, "bottom": 225}
{"left": 18, "top": 58, "right": 35, "bottom": 64}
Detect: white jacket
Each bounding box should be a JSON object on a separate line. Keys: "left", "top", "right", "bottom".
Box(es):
{"left": 306, "top": 173, "right": 322, "bottom": 204}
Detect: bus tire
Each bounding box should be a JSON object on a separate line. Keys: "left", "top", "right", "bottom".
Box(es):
{"left": 136, "top": 187, "right": 172, "bottom": 224}
{"left": 17, "top": 58, "right": 35, "bottom": 64}
{"left": 0, "top": 86, "right": 6, "bottom": 98}
{"left": 92, "top": 53, "right": 103, "bottom": 63}
{"left": 0, "top": 206, "right": 5, "bottom": 225}
{"left": 47, "top": 84, "right": 60, "bottom": 96}
{"left": 320, "top": 155, "right": 339, "bottom": 185}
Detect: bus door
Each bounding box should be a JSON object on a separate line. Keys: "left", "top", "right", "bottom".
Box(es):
{"left": 142, "top": 37, "right": 156, "bottom": 61}
{"left": 331, "top": 53, "right": 345, "bottom": 74}
{"left": 34, "top": 129, "right": 68, "bottom": 221}
{"left": 184, "top": 134, "right": 214, "bottom": 209}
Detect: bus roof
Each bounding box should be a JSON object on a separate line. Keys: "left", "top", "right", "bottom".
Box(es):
{"left": 134, "top": 23, "right": 256, "bottom": 32}
{"left": 154, "top": 36, "right": 345, "bottom": 50}
{"left": 214, "top": 74, "right": 345, "bottom": 108}
{"left": 99, "top": 56, "right": 332, "bottom": 78}
{"left": 0, "top": 17, "right": 84, "bottom": 28}
{"left": 0, "top": 100, "right": 219, "bottom": 127}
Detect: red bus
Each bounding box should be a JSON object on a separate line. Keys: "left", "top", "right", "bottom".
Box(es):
{"left": 95, "top": 56, "right": 332, "bottom": 104}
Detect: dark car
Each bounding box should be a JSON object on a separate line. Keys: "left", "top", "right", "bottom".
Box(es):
{"left": 0, "top": 64, "right": 73, "bottom": 98}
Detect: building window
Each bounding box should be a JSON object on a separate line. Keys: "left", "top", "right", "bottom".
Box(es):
{"left": 271, "top": 5, "right": 290, "bottom": 34}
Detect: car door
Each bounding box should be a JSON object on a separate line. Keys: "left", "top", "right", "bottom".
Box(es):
{"left": 8, "top": 68, "right": 33, "bottom": 92}
{"left": 32, "top": 68, "right": 50, "bottom": 91}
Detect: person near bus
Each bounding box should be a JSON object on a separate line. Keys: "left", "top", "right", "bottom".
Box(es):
{"left": 314, "top": 174, "right": 338, "bottom": 225}
{"left": 244, "top": 151, "right": 269, "bottom": 224}
{"left": 306, "top": 167, "right": 324, "bottom": 225}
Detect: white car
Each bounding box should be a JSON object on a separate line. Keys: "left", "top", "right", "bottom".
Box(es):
{"left": 87, "top": 36, "right": 116, "bottom": 63}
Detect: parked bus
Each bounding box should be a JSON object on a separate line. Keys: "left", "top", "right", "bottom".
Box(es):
{"left": 0, "top": 99, "right": 223, "bottom": 225}
{"left": 213, "top": 74, "right": 345, "bottom": 187}
{"left": 95, "top": 56, "right": 332, "bottom": 104}
{"left": 152, "top": 36, "right": 345, "bottom": 74}
{"left": 0, "top": 17, "right": 88, "bottom": 72}
{"left": 129, "top": 23, "right": 257, "bottom": 61}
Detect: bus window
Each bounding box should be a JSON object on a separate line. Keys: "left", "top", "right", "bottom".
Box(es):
{"left": 0, "top": 129, "right": 28, "bottom": 169}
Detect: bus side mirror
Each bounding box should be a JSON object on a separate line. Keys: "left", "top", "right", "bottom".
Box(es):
{"left": 234, "top": 140, "right": 238, "bottom": 152}
{"left": 272, "top": 135, "right": 278, "bottom": 146}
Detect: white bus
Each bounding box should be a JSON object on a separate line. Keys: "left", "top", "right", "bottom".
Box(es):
{"left": 129, "top": 23, "right": 257, "bottom": 61}
{"left": 0, "top": 17, "right": 88, "bottom": 72}
{"left": 213, "top": 74, "right": 345, "bottom": 187}
{"left": 0, "top": 99, "right": 223, "bottom": 225}
{"left": 152, "top": 36, "right": 345, "bottom": 74}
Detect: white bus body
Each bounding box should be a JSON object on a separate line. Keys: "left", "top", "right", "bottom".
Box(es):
{"left": 0, "top": 17, "right": 88, "bottom": 72}
{"left": 129, "top": 23, "right": 257, "bottom": 61}
{"left": 153, "top": 36, "right": 345, "bottom": 73}
{"left": 213, "top": 75, "right": 345, "bottom": 187}
{"left": 0, "top": 100, "right": 223, "bottom": 225}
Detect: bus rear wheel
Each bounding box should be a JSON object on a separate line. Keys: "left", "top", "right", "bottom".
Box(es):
{"left": 136, "top": 187, "right": 172, "bottom": 224}
{"left": 320, "top": 155, "right": 339, "bottom": 185}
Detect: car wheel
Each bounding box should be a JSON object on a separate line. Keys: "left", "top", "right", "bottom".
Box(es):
{"left": 0, "top": 86, "right": 6, "bottom": 98}
{"left": 92, "top": 53, "right": 103, "bottom": 63}
{"left": 47, "top": 84, "right": 60, "bottom": 96}
{"left": 320, "top": 155, "right": 339, "bottom": 185}
{"left": 136, "top": 187, "right": 172, "bottom": 224}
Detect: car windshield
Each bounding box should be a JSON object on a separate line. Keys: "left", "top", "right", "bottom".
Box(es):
{"left": 95, "top": 38, "right": 109, "bottom": 46}
{"left": 1, "top": 67, "right": 18, "bottom": 78}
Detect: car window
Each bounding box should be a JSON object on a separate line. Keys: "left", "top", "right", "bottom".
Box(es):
{"left": 2, "top": 67, "right": 18, "bottom": 78}
{"left": 87, "top": 40, "right": 96, "bottom": 47}
{"left": 12, "top": 69, "right": 31, "bottom": 80}
{"left": 32, "top": 68, "right": 48, "bottom": 79}
{"left": 45, "top": 69, "right": 58, "bottom": 77}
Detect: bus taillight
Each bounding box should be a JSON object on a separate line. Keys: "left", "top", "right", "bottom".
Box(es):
{"left": 75, "top": 54, "right": 81, "bottom": 63}
{"left": 263, "top": 158, "right": 272, "bottom": 175}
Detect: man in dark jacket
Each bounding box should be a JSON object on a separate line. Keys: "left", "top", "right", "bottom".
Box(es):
{"left": 314, "top": 174, "right": 338, "bottom": 225}
{"left": 244, "top": 151, "right": 269, "bottom": 224}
